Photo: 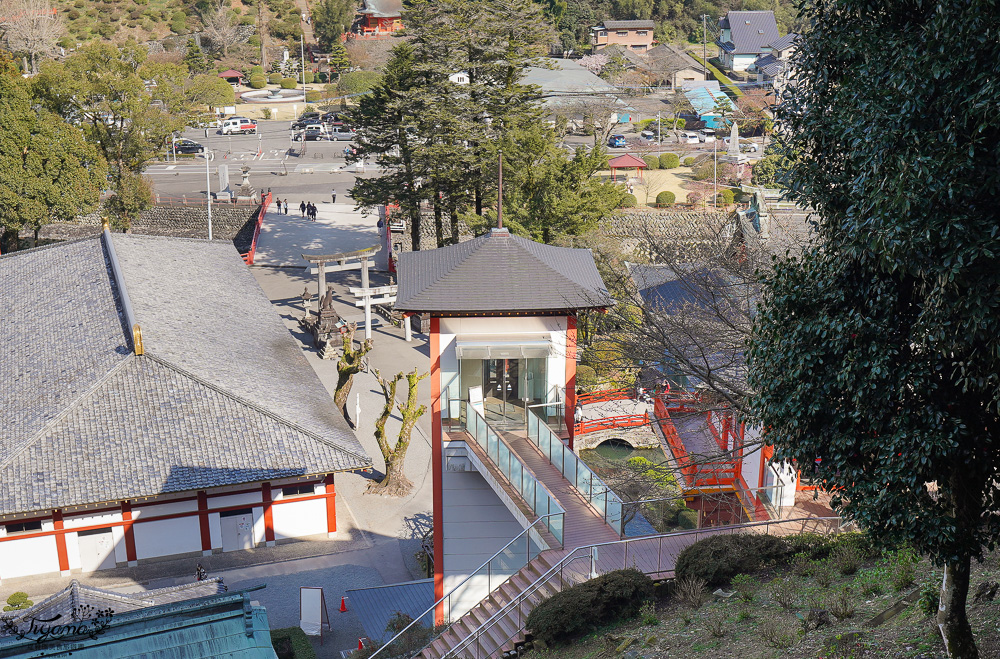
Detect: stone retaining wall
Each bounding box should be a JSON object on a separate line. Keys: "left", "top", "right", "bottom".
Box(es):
{"left": 575, "top": 424, "right": 661, "bottom": 451}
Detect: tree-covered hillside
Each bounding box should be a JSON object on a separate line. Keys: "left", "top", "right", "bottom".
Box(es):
{"left": 543, "top": 0, "right": 804, "bottom": 51}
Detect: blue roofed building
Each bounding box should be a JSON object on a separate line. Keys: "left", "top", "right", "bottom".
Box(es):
{"left": 681, "top": 81, "right": 733, "bottom": 129}
{"left": 717, "top": 10, "right": 780, "bottom": 72}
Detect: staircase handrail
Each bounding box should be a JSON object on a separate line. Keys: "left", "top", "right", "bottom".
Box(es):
{"left": 366, "top": 518, "right": 564, "bottom": 658}
{"left": 444, "top": 515, "right": 844, "bottom": 657}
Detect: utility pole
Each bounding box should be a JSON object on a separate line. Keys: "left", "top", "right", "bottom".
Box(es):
{"left": 204, "top": 154, "right": 213, "bottom": 241}
{"left": 702, "top": 15, "right": 709, "bottom": 79}
{"left": 300, "top": 35, "right": 306, "bottom": 99}
{"left": 657, "top": 110, "right": 661, "bottom": 157}
{"left": 497, "top": 150, "right": 503, "bottom": 229}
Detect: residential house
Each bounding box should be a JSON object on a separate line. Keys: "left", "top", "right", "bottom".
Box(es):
{"left": 521, "top": 58, "right": 637, "bottom": 126}
{"left": 357, "top": 0, "right": 403, "bottom": 35}
{"left": 751, "top": 32, "right": 799, "bottom": 93}
{"left": 641, "top": 44, "right": 705, "bottom": 89}
{"left": 590, "top": 20, "right": 656, "bottom": 53}
{"left": 0, "top": 231, "right": 371, "bottom": 582}
{"left": 716, "top": 10, "right": 780, "bottom": 72}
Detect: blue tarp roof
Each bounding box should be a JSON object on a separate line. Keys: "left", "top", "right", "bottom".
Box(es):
{"left": 682, "top": 81, "right": 732, "bottom": 117}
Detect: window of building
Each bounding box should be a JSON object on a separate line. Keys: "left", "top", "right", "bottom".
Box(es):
{"left": 282, "top": 484, "right": 315, "bottom": 498}
{"left": 616, "top": 31, "right": 628, "bottom": 36}
{"left": 636, "top": 30, "right": 648, "bottom": 35}
{"left": 6, "top": 520, "right": 42, "bottom": 535}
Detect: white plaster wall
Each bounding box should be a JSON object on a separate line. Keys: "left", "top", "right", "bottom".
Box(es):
{"left": 208, "top": 512, "right": 223, "bottom": 549}
{"left": 0, "top": 535, "right": 61, "bottom": 579}
{"left": 251, "top": 506, "right": 265, "bottom": 545}
{"left": 65, "top": 532, "right": 81, "bottom": 570}
{"left": 111, "top": 526, "right": 127, "bottom": 564}
{"left": 132, "top": 499, "right": 198, "bottom": 520}
{"left": 134, "top": 517, "right": 202, "bottom": 559}
{"left": 64, "top": 512, "right": 121, "bottom": 529}
{"left": 272, "top": 499, "right": 327, "bottom": 539}
{"left": 741, "top": 444, "right": 763, "bottom": 494}
{"left": 211, "top": 492, "right": 263, "bottom": 509}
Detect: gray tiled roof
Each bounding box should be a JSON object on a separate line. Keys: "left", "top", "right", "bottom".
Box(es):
{"left": 395, "top": 229, "right": 613, "bottom": 313}
{"left": 0, "top": 235, "right": 370, "bottom": 516}
{"left": 718, "top": 11, "right": 780, "bottom": 54}
{"left": 1, "top": 579, "right": 228, "bottom": 627}
{"left": 598, "top": 20, "right": 655, "bottom": 29}
{"left": 348, "top": 579, "right": 434, "bottom": 642}
{"left": 360, "top": 0, "right": 402, "bottom": 17}
{"left": 642, "top": 44, "right": 702, "bottom": 74}
{"left": 768, "top": 32, "right": 799, "bottom": 52}
{"left": 753, "top": 54, "right": 785, "bottom": 78}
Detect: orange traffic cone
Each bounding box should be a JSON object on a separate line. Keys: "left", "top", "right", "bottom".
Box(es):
{"left": 358, "top": 638, "right": 364, "bottom": 650}
{"left": 340, "top": 596, "right": 348, "bottom": 612}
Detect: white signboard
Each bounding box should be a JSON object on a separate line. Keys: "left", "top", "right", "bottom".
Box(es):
{"left": 299, "top": 587, "right": 329, "bottom": 637}
{"left": 469, "top": 385, "right": 484, "bottom": 414}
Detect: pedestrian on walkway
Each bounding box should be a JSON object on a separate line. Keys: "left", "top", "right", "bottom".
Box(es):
{"left": 331, "top": 188, "right": 337, "bottom": 204}
{"left": 283, "top": 199, "right": 289, "bottom": 215}
{"left": 299, "top": 201, "right": 306, "bottom": 217}
{"left": 274, "top": 199, "right": 282, "bottom": 214}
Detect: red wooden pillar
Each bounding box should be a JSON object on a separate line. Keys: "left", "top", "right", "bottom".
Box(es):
{"left": 262, "top": 483, "right": 275, "bottom": 547}
{"left": 197, "top": 491, "right": 212, "bottom": 556}
{"left": 53, "top": 509, "right": 70, "bottom": 576}
{"left": 324, "top": 474, "right": 336, "bottom": 536}
{"left": 121, "top": 501, "right": 138, "bottom": 566}
{"left": 430, "top": 316, "right": 445, "bottom": 626}
{"left": 565, "top": 315, "right": 578, "bottom": 450}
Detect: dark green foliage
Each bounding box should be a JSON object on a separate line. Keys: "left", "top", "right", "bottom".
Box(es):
{"left": 676, "top": 507, "right": 697, "bottom": 529}
{"left": 249, "top": 75, "right": 266, "bottom": 89}
{"left": 716, "top": 188, "right": 735, "bottom": 205}
{"left": 250, "top": 65, "right": 264, "bottom": 77}
{"left": 312, "top": 0, "right": 355, "bottom": 50}
{"left": 659, "top": 153, "right": 679, "bottom": 169}
{"left": 655, "top": 190, "right": 676, "bottom": 206}
{"left": 620, "top": 193, "right": 637, "bottom": 207}
{"left": 747, "top": 2, "right": 1000, "bottom": 653}
{"left": 642, "top": 155, "right": 659, "bottom": 170}
{"left": 526, "top": 569, "right": 653, "bottom": 645}
{"left": 279, "top": 77, "right": 297, "bottom": 89}
{"left": 3, "top": 592, "right": 33, "bottom": 612}
{"left": 682, "top": 156, "right": 695, "bottom": 166}
{"left": 325, "top": 42, "right": 350, "bottom": 75}
{"left": 674, "top": 533, "right": 788, "bottom": 587}
{"left": 270, "top": 627, "right": 316, "bottom": 658}
{"left": 336, "top": 71, "right": 382, "bottom": 95}
{"left": 267, "top": 73, "right": 281, "bottom": 83}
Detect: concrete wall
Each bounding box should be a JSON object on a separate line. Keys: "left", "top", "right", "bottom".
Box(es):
{"left": 574, "top": 424, "right": 660, "bottom": 451}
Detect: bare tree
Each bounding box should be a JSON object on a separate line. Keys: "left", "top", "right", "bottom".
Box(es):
{"left": 334, "top": 323, "right": 373, "bottom": 427}
{"left": 1, "top": 0, "right": 64, "bottom": 73}
{"left": 201, "top": 0, "right": 241, "bottom": 58}
{"left": 369, "top": 368, "right": 428, "bottom": 496}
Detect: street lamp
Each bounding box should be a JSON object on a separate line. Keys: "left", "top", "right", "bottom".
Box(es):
{"left": 203, "top": 151, "right": 213, "bottom": 240}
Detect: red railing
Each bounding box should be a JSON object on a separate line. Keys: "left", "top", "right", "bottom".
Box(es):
{"left": 240, "top": 191, "right": 271, "bottom": 265}
{"left": 574, "top": 412, "right": 649, "bottom": 435}
{"left": 653, "top": 398, "right": 738, "bottom": 490}
{"left": 576, "top": 388, "right": 635, "bottom": 406}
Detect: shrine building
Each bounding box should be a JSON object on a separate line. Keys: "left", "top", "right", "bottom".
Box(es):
{"left": 395, "top": 227, "right": 613, "bottom": 613}
{"left": 0, "top": 230, "right": 371, "bottom": 582}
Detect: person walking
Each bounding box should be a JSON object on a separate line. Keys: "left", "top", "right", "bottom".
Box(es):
{"left": 299, "top": 201, "right": 306, "bottom": 217}
{"left": 331, "top": 188, "right": 337, "bottom": 204}
{"left": 283, "top": 199, "right": 289, "bottom": 215}
{"left": 274, "top": 199, "right": 282, "bottom": 214}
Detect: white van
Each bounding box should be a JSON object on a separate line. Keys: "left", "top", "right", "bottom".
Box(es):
{"left": 699, "top": 129, "right": 716, "bottom": 143}
{"left": 221, "top": 117, "right": 257, "bottom": 135}
{"left": 681, "top": 131, "right": 699, "bottom": 144}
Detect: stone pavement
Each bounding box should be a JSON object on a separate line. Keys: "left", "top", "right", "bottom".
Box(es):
{"left": 253, "top": 200, "right": 381, "bottom": 267}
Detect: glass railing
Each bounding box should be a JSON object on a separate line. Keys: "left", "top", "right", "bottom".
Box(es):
{"left": 463, "top": 402, "right": 565, "bottom": 545}
{"left": 525, "top": 406, "right": 624, "bottom": 536}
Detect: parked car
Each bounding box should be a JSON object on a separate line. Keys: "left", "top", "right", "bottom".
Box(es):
{"left": 294, "top": 128, "right": 327, "bottom": 141}
{"left": 722, "top": 137, "right": 760, "bottom": 153}
{"left": 681, "top": 131, "right": 700, "bottom": 144}
{"left": 321, "top": 112, "right": 348, "bottom": 127}
{"left": 607, "top": 134, "right": 627, "bottom": 148}
{"left": 172, "top": 139, "right": 206, "bottom": 154}
{"left": 698, "top": 129, "right": 716, "bottom": 143}
{"left": 221, "top": 117, "right": 257, "bottom": 135}
{"left": 291, "top": 112, "right": 322, "bottom": 130}
{"left": 329, "top": 127, "right": 356, "bottom": 141}
{"left": 639, "top": 130, "right": 661, "bottom": 142}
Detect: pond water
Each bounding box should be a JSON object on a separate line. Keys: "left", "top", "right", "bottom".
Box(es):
{"left": 580, "top": 438, "right": 671, "bottom": 472}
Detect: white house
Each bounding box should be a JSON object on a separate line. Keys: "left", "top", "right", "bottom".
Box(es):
{"left": 717, "top": 10, "right": 780, "bottom": 72}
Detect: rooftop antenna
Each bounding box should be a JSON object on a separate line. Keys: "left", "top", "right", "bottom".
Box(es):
{"left": 497, "top": 150, "right": 503, "bottom": 230}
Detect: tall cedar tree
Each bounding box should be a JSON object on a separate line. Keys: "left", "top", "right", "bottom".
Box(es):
{"left": 0, "top": 74, "right": 106, "bottom": 252}
{"left": 747, "top": 2, "right": 1000, "bottom": 657}
{"left": 312, "top": 0, "right": 355, "bottom": 50}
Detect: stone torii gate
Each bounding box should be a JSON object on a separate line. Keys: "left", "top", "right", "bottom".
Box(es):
{"left": 302, "top": 244, "right": 408, "bottom": 341}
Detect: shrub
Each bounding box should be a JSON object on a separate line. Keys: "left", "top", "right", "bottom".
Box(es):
{"left": 686, "top": 191, "right": 703, "bottom": 205}
{"left": 247, "top": 75, "right": 265, "bottom": 89}
{"left": 731, "top": 574, "right": 761, "bottom": 603}
{"left": 716, "top": 188, "right": 735, "bottom": 205}
{"left": 659, "top": 153, "right": 679, "bottom": 169}
{"left": 829, "top": 587, "right": 856, "bottom": 620}
{"left": 305, "top": 90, "right": 322, "bottom": 102}
{"left": 267, "top": 73, "right": 281, "bottom": 83}
{"left": 642, "top": 155, "right": 659, "bottom": 170}
{"left": 677, "top": 507, "right": 697, "bottom": 529}
{"left": 831, "top": 544, "right": 863, "bottom": 575}
{"left": 770, "top": 577, "right": 798, "bottom": 609}
{"left": 855, "top": 566, "right": 887, "bottom": 596}
{"left": 791, "top": 552, "right": 813, "bottom": 578}
{"left": 706, "top": 616, "right": 725, "bottom": 637}
{"left": 655, "top": 190, "right": 676, "bottom": 206}
{"left": 3, "top": 592, "right": 33, "bottom": 612}
{"left": 918, "top": 573, "right": 940, "bottom": 617}
{"left": 620, "top": 193, "right": 637, "bottom": 208}
{"left": 68, "top": 9, "right": 81, "bottom": 19}
{"left": 261, "top": 107, "right": 273, "bottom": 120}
{"left": 785, "top": 533, "right": 835, "bottom": 560}
{"left": 674, "top": 576, "right": 709, "bottom": 609}
{"left": 812, "top": 559, "right": 835, "bottom": 588}
{"left": 889, "top": 548, "right": 919, "bottom": 591}
{"left": 526, "top": 569, "right": 653, "bottom": 645}
{"left": 759, "top": 617, "right": 797, "bottom": 649}
{"left": 279, "top": 77, "right": 297, "bottom": 89}
{"left": 576, "top": 364, "right": 598, "bottom": 389}
{"left": 250, "top": 65, "right": 264, "bottom": 77}
{"left": 683, "top": 156, "right": 695, "bottom": 166}
{"left": 270, "top": 627, "right": 316, "bottom": 659}
{"left": 639, "top": 599, "right": 658, "bottom": 625}
{"left": 674, "top": 533, "right": 788, "bottom": 587}
{"left": 248, "top": 35, "right": 261, "bottom": 47}
{"left": 300, "top": 70, "right": 315, "bottom": 84}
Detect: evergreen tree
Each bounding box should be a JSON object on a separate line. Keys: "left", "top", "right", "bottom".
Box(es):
{"left": 183, "top": 39, "right": 210, "bottom": 74}
{"left": 326, "top": 41, "right": 350, "bottom": 76}
{"left": 312, "top": 0, "right": 355, "bottom": 50}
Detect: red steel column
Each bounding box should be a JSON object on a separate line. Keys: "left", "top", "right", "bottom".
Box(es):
{"left": 197, "top": 491, "right": 212, "bottom": 556}
{"left": 53, "top": 510, "right": 70, "bottom": 576}
{"left": 121, "top": 501, "right": 138, "bottom": 566}
{"left": 565, "top": 314, "right": 578, "bottom": 450}
{"left": 262, "top": 483, "right": 275, "bottom": 547}
{"left": 430, "top": 316, "right": 445, "bottom": 625}
{"left": 324, "top": 474, "right": 336, "bottom": 536}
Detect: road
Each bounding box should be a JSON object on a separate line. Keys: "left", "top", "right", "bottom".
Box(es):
{"left": 148, "top": 119, "right": 376, "bottom": 203}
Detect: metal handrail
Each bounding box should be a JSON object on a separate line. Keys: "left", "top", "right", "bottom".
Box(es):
{"left": 367, "top": 513, "right": 563, "bottom": 659}
{"left": 446, "top": 516, "right": 844, "bottom": 658}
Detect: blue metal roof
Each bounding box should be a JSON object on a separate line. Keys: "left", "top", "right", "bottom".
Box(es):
{"left": 682, "top": 82, "right": 733, "bottom": 117}
{"left": 348, "top": 579, "right": 435, "bottom": 643}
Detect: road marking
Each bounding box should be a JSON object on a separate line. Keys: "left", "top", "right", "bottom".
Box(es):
{"left": 165, "top": 165, "right": 176, "bottom": 170}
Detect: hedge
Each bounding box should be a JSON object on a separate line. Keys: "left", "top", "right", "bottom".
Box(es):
{"left": 683, "top": 156, "right": 695, "bottom": 166}
{"left": 716, "top": 188, "right": 735, "bottom": 205}
{"left": 620, "top": 193, "right": 637, "bottom": 208}
{"left": 655, "top": 190, "right": 676, "bottom": 206}
{"left": 279, "top": 77, "right": 297, "bottom": 89}
{"left": 250, "top": 65, "right": 264, "bottom": 77}
{"left": 674, "top": 533, "right": 789, "bottom": 586}
{"left": 689, "top": 53, "right": 744, "bottom": 99}
{"left": 659, "top": 153, "right": 680, "bottom": 169}
{"left": 270, "top": 627, "right": 316, "bottom": 659}
{"left": 305, "top": 90, "right": 322, "bottom": 102}
{"left": 248, "top": 75, "right": 266, "bottom": 89}
{"left": 642, "top": 155, "right": 659, "bottom": 170}
{"left": 267, "top": 73, "right": 281, "bottom": 84}
{"left": 526, "top": 569, "right": 653, "bottom": 645}
{"left": 677, "top": 508, "right": 697, "bottom": 529}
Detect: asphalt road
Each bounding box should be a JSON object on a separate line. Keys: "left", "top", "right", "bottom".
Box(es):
{"left": 147, "top": 120, "right": 374, "bottom": 203}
